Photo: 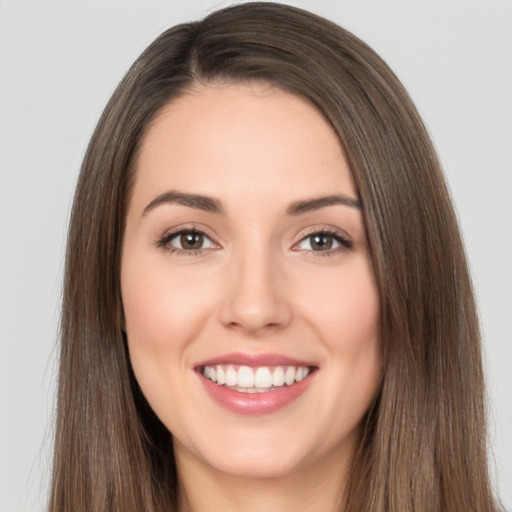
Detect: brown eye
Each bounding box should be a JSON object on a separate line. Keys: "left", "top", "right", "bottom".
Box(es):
{"left": 310, "top": 234, "right": 333, "bottom": 251}
{"left": 180, "top": 232, "right": 204, "bottom": 250}
{"left": 298, "top": 233, "right": 339, "bottom": 251}
{"left": 161, "top": 230, "right": 216, "bottom": 252}
{"left": 295, "top": 231, "right": 352, "bottom": 253}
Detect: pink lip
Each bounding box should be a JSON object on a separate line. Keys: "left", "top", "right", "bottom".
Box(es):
{"left": 195, "top": 352, "right": 314, "bottom": 368}
{"left": 195, "top": 352, "right": 317, "bottom": 416}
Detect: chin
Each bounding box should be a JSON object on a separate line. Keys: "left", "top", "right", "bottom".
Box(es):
{"left": 201, "top": 448, "right": 307, "bottom": 481}
{"left": 174, "top": 418, "right": 354, "bottom": 483}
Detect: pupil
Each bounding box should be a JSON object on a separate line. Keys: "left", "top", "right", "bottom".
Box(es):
{"left": 312, "top": 234, "right": 332, "bottom": 250}
{"left": 181, "top": 232, "right": 203, "bottom": 250}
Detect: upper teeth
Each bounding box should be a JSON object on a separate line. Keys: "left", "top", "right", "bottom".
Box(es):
{"left": 203, "top": 365, "right": 311, "bottom": 390}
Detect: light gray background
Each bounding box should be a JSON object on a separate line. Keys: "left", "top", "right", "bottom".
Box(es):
{"left": 1, "top": 1, "right": 511, "bottom": 510}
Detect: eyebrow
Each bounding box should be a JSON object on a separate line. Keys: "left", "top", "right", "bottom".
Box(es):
{"left": 142, "top": 190, "right": 224, "bottom": 216}
{"left": 285, "top": 194, "right": 361, "bottom": 215}
{"left": 141, "top": 190, "right": 361, "bottom": 217}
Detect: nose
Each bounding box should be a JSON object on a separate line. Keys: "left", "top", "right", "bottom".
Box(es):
{"left": 218, "top": 247, "right": 292, "bottom": 336}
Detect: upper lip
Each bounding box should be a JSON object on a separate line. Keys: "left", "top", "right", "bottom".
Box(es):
{"left": 195, "top": 352, "right": 316, "bottom": 368}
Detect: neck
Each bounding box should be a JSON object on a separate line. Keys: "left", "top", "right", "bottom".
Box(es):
{"left": 175, "top": 442, "right": 352, "bottom": 512}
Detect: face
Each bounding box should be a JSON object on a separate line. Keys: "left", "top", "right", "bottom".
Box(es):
{"left": 121, "top": 83, "right": 381, "bottom": 481}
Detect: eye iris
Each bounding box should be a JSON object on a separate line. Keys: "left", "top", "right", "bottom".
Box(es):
{"left": 311, "top": 234, "right": 333, "bottom": 250}
{"left": 180, "top": 232, "right": 203, "bottom": 250}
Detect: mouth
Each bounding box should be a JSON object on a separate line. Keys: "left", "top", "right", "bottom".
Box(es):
{"left": 200, "top": 364, "right": 314, "bottom": 393}
{"left": 195, "top": 353, "right": 317, "bottom": 415}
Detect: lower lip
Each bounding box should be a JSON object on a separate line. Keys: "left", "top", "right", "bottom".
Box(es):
{"left": 198, "top": 371, "right": 314, "bottom": 416}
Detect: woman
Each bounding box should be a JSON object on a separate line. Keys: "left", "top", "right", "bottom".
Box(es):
{"left": 49, "top": 2, "right": 501, "bottom": 511}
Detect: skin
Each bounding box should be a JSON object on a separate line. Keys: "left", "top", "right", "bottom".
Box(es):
{"left": 121, "top": 83, "right": 381, "bottom": 512}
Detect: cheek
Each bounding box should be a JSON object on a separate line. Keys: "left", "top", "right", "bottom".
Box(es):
{"left": 305, "top": 259, "right": 380, "bottom": 351}
{"left": 122, "top": 253, "right": 215, "bottom": 349}
{"left": 120, "top": 253, "right": 218, "bottom": 429}
{"left": 300, "top": 258, "right": 381, "bottom": 408}
{"left": 120, "top": 250, "right": 213, "bottom": 390}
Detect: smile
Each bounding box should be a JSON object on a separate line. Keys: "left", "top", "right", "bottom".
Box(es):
{"left": 196, "top": 354, "right": 317, "bottom": 415}
{"left": 202, "top": 364, "right": 312, "bottom": 393}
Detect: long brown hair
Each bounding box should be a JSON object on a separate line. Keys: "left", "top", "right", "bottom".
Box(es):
{"left": 50, "top": 3, "right": 500, "bottom": 511}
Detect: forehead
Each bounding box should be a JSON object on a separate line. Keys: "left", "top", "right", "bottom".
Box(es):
{"left": 130, "top": 83, "right": 356, "bottom": 214}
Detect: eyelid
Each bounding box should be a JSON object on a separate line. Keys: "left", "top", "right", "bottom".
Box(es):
{"left": 156, "top": 224, "right": 221, "bottom": 254}
{"left": 155, "top": 224, "right": 352, "bottom": 256}
{"left": 291, "top": 226, "right": 352, "bottom": 253}
{"left": 168, "top": 231, "right": 216, "bottom": 250}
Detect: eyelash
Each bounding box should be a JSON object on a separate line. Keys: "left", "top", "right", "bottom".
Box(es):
{"left": 157, "top": 227, "right": 216, "bottom": 257}
{"left": 292, "top": 228, "right": 352, "bottom": 257}
{"left": 157, "top": 227, "right": 352, "bottom": 257}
